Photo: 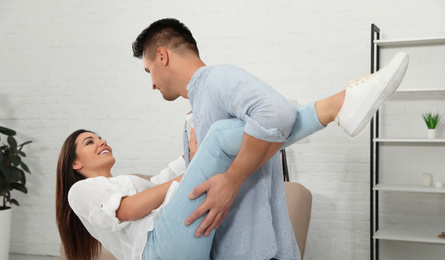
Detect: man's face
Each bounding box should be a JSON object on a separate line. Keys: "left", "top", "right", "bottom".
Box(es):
{"left": 142, "top": 51, "right": 179, "bottom": 101}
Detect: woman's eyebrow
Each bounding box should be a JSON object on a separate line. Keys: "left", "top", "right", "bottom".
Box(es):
{"left": 82, "top": 136, "right": 94, "bottom": 144}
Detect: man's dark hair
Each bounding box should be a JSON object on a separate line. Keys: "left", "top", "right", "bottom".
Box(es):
{"left": 132, "top": 18, "right": 199, "bottom": 60}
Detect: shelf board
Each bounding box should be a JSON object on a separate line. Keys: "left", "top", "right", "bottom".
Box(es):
{"left": 374, "top": 37, "right": 445, "bottom": 47}
{"left": 396, "top": 88, "right": 445, "bottom": 93}
{"left": 374, "top": 138, "right": 445, "bottom": 143}
{"left": 374, "top": 183, "right": 445, "bottom": 193}
{"left": 374, "top": 229, "right": 445, "bottom": 244}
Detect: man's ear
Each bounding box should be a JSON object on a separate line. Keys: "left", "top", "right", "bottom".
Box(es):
{"left": 72, "top": 160, "right": 83, "bottom": 171}
{"left": 157, "top": 47, "right": 169, "bottom": 66}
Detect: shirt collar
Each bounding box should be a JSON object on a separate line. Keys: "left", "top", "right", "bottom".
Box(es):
{"left": 186, "top": 66, "right": 208, "bottom": 103}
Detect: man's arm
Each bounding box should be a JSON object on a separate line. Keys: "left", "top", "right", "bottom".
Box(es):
{"left": 185, "top": 133, "right": 283, "bottom": 237}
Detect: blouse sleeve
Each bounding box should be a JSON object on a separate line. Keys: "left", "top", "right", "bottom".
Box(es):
{"left": 68, "top": 176, "right": 137, "bottom": 232}
{"left": 150, "top": 155, "right": 186, "bottom": 185}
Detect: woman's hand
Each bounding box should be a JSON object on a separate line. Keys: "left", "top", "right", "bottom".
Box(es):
{"left": 189, "top": 127, "right": 198, "bottom": 161}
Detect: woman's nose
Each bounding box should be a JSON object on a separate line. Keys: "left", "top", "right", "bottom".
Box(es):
{"left": 99, "top": 139, "right": 107, "bottom": 146}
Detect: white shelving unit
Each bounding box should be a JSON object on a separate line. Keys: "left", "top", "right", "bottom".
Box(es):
{"left": 396, "top": 88, "right": 445, "bottom": 93}
{"left": 374, "top": 184, "right": 445, "bottom": 194}
{"left": 374, "top": 37, "right": 445, "bottom": 47}
{"left": 374, "top": 230, "right": 445, "bottom": 244}
{"left": 374, "top": 138, "right": 445, "bottom": 143}
{"left": 370, "top": 24, "right": 445, "bottom": 260}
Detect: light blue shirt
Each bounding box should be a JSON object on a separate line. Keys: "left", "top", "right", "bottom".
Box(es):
{"left": 184, "top": 65, "right": 300, "bottom": 260}
{"left": 187, "top": 65, "right": 296, "bottom": 145}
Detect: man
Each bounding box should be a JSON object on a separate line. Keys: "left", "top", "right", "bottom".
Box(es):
{"left": 132, "top": 18, "right": 408, "bottom": 259}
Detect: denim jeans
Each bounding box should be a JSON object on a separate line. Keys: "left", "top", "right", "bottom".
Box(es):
{"left": 142, "top": 102, "right": 324, "bottom": 260}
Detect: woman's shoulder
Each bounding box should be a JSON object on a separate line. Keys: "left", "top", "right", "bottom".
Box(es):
{"left": 68, "top": 176, "right": 107, "bottom": 196}
{"left": 69, "top": 175, "right": 154, "bottom": 199}
{"left": 69, "top": 176, "right": 124, "bottom": 193}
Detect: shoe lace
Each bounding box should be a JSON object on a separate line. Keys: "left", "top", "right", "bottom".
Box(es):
{"left": 337, "top": 69, "right": 384, "bottom": 126}
{"left": 346, "top": 68, "right": 384, "bottom": 88}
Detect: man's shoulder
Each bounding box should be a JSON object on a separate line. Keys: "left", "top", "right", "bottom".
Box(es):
{"left": 204, "top": 64, "right": 256, "bottom": 85}
{"left": 209, "top": 64, "right": 246, "bottom": 74}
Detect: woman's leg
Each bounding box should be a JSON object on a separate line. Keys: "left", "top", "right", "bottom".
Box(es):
{"left": 143, "top": 103, "right": 322, "bottom": 259}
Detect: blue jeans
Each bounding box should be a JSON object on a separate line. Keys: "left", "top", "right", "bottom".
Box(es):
{"left": 142, "top": 103, "right": 324, "bottom": 260}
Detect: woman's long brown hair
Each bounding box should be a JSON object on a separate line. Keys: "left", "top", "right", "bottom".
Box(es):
{"left": 56, "top": 129, "right": 101, "bottom": 260}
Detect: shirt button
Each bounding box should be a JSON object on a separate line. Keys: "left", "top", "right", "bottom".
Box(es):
{"left": 100, "top": 203, "right": 104, "bottom": 208}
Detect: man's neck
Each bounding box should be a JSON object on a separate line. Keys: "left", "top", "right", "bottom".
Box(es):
{"left": 173, "top": 55, "right": 206, "bottom": 99}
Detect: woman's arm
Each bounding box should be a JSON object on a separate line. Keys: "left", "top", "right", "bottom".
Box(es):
{"left": 116, "top": 175, "right": 182, "bottom": 221}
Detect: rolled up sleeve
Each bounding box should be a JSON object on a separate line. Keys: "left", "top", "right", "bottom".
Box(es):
{"left": 68, "top": 176, "right": 137, "bottom": 232}
{"left": 224, "top": 68, "right": 296, "bottom": 142}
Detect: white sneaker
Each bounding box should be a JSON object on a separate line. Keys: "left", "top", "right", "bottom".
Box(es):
{"left": 335, "top": 52, "right": 409, "bottom": 137}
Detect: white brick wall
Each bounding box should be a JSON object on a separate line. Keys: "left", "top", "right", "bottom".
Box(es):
{"left": 1, "top": 0, "right": 444, "bottom": 258}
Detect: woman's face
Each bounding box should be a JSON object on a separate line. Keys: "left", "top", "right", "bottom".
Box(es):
{"left": 72, "top": 132, "right": 115, "bottom": 178}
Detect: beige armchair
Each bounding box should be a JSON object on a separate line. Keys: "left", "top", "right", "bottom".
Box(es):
{"left": 284, "top": 181, "right": 312, "bottom": 259}
{"left": 61, "top": 178, "right": 312, "bottom": 260}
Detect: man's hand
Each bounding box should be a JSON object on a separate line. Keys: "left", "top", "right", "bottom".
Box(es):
{"left": 185, "top": 173, "right": 241, "bottom": 238}
{"left": 185, "top": 133, "right": 284, "bottom": 238}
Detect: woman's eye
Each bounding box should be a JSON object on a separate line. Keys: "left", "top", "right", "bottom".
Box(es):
{"left": 86, "top": 141, "right": 93, "bottom": 145}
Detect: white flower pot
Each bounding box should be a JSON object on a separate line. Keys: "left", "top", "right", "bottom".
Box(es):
{"left": 0, "top": 207, "right": 12, "bottom": 260}
{"left": 427, "top": 129, "right": 436, "bottom": 139}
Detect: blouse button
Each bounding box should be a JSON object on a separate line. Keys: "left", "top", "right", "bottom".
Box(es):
{"left": 100, "top": 203, "right": 104, "bottom": 208}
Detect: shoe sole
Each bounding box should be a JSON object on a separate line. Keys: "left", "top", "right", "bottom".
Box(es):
{"left": 347, "top": 52, "right": 409, "bottom": 137}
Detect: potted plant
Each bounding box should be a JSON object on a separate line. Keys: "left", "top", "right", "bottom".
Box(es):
{"left": 422, "top": 112, "right": 442, "bottom": 138}
{"left": 0, "top": 126, "right": 32, "bottom": 259}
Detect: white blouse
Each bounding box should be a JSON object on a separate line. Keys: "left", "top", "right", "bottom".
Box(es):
{"left": 68, "top": 175, "right": 179, "bottom": 260}
{"left": 150, "top": 155, "right": 186, "bottom": 185}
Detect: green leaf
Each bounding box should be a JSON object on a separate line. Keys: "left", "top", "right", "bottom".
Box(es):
{"left": 0, "top": 126, "right": 16, "bottom": 136}
{"left": 20, "top": 162, "right": 30, "bottom": 174}
{"left": 18, "top": 140, "right": 32, "bottom": 147}
{"left": 11, "top": 167, "right": 23, "bottom": 182}
{"left": 10, "top": 154, "right": 21, "bottom": 166}
{"left": 19, "top": 168, "right": 26, "bottom": 185}
{"left": 17, "top": 151, "right": 26, "bottom": 157}
{"left": 423, "top": 112, "right": 443, "bottom": 129}
{"left": 10, "top": 199, "right": 19, "bottom": 206}
{"left": 0, "top": 164, "right": 6, "bottom": 175}
{"left": 11, "top": 182, "right": 27, "bottom": 194}
{"left": 7, "top": 136, "right": 17, "bottom": 149}
{"left": 1, "top": 165, "right": 14, "bottom": 179}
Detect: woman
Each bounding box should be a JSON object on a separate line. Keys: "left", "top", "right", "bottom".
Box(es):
{"left": 56, "top": 129, "right": 184, "bottom": 260}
